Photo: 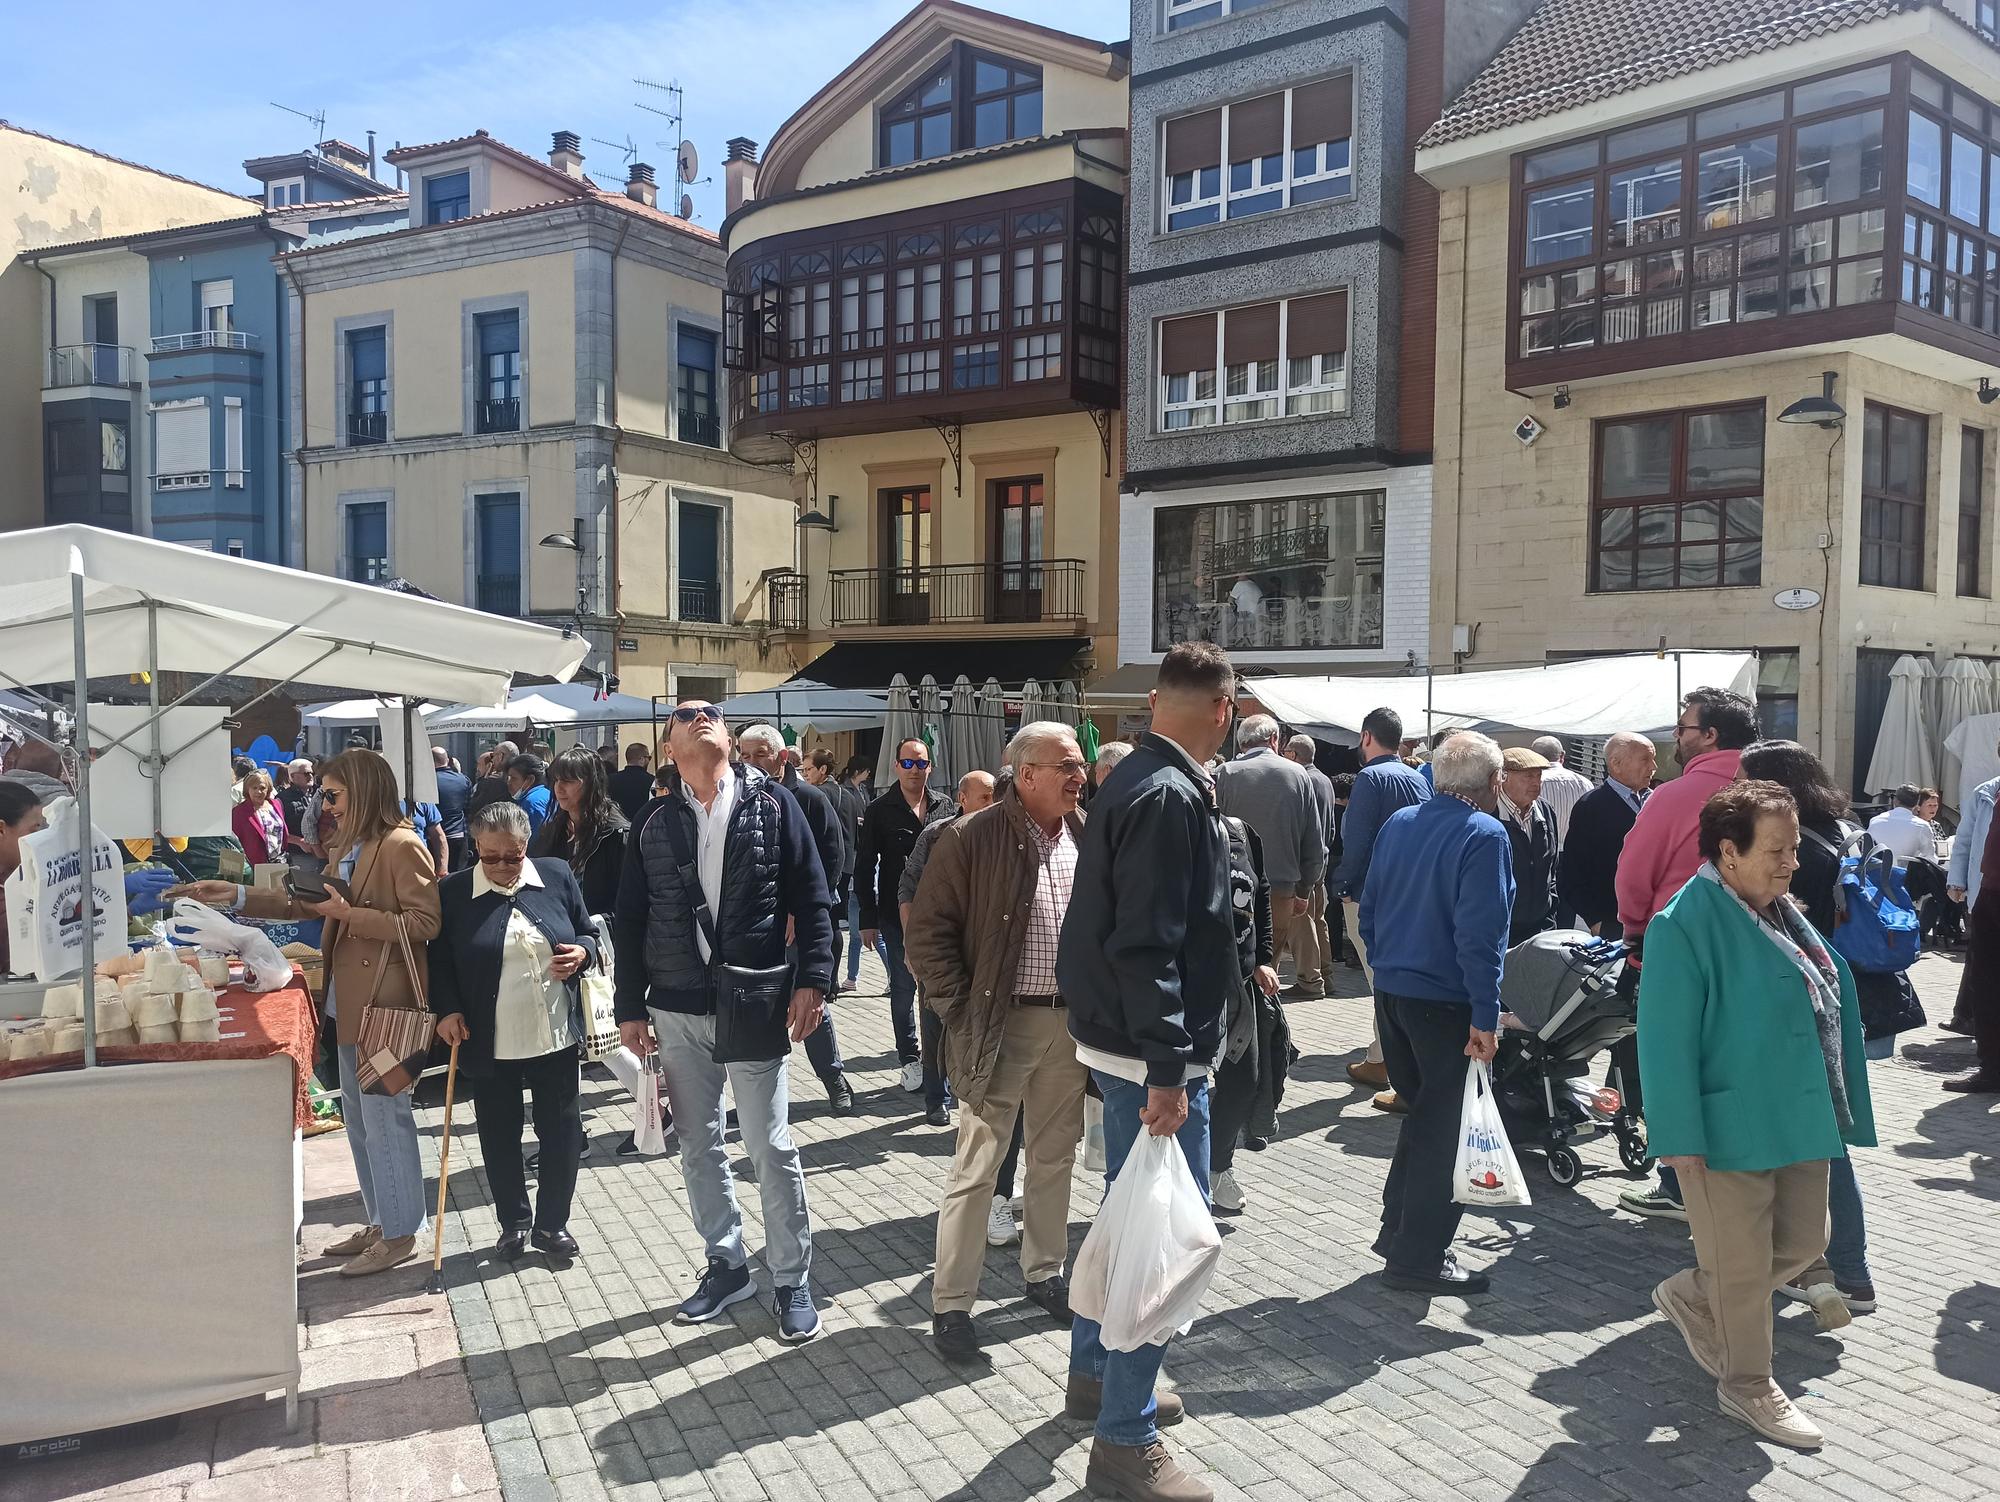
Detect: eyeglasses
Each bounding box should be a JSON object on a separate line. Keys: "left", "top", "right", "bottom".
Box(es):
{"left": 1028, "top": 758, "right": 1089, "bottom": 776}
{"left": 1673, "top": 720, "right": 1704, "bottom": 735}
{"left": 478, "top": 852, "right": 525, "bottom": 868}
{"left": 898, "top": 757, "right": 930, "bottom": 771}
{"left": 671, "top": 705, "right": 723, "bottom": 725}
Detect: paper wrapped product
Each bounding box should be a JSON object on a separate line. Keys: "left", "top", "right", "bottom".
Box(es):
{"left": 177, "top": 988, "right": 219, "bottom": 1024}
{"left": 198, "top": 954, "right": 230, "bottom": 987}
{"left": 129, "top": 990, "right": 177, "bottom": 1027}
{"left": 178, "top": 1017, "right": 221, "bottom": 1044}
{"left": 144, "top": 946, "right": 182, "bottom": 989}
{"left": 50, "top": 1021, "right": 86, "bottom": 1054}
{"left": 96, "top": 950, "right": 145, "bottom": 980}
{"left": 92, "top": 997, "right": 131, "bottom": 1033}
{"left": 119, "top": 975, "right": 148, "bottom": 1008}
{"left": 95, "top": 1025, "right": 137, "bottom": 1048}
{"left": 4, "top": 1020, "right": 51, "bottom": 1061}
{"left": 41, "top": 983, "right": 83, "bottom": 1019}
{"left": 136, "top": 1022, "right": 179, "bottom": 1045}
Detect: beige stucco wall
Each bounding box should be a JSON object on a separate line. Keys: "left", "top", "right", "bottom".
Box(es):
{"left": 614, "top": 259, "right": 726, "bottom": 442}
{"left": 792, "top": 58, "right": 1128, "bottom": 191}
{"left": 0, "top": 127, "right": 254, "bottom": 531}
{"left": 1432, "top": 177, "right": 2000, "bottom": 784}
{"left": 615, "top": 439, "right": 800, "bottom": 626}
{"left": 301, "top": 251, "right": 576, "bottom": 444}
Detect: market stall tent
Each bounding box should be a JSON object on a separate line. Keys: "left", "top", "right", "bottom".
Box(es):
{"left": 424, "top": 683, "right": 658, "bottom": 735}
{"left": 712, "top": 678, "right": 889, "bottom": 731}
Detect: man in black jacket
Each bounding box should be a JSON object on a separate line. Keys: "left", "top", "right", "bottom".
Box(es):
{"left": 739, "top": 724, "right": 854, "bottom": 1115}
{"left": 1556, "top": 732, "right": 1655, "bottom": 939}
{"left": 613, "top": 699, "right": 833, "bottom": 1344}
{"left": 857, "top": 737, "right": 956, "bottom": 1103}
{"left": 1056, "top": 641, "right": 1235, "bottom": 1502}
{"left": 1496, "top": 747, "right": 1561, "bottom": 947}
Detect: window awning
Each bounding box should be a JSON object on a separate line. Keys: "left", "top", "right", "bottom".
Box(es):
{"left": 798, "top": 637, "right": 1091, "bottom": 691}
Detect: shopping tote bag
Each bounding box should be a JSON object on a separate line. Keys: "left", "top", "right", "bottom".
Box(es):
{"left": 632, "top": 1053, "right": 669, "bottom": 1156}
{"left": 1452, "top": 1059, "right": 1531, "bottom": 1208}
{"left": 1070, "top": 1132, "right": 1222, "bottom": 1352}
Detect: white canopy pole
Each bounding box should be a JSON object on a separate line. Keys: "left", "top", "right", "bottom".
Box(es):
{"left": 71, "top": 559, "right": 97, "bottom": 1068}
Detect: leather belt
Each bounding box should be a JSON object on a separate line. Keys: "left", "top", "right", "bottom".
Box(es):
{"left": 1013, "top": 993, "right": 1066, "bottom": 1008}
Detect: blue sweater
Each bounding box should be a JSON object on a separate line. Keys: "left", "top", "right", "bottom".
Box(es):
{"left": 1332, "top": 753, "right": 1431, "bottom": 899}
{"left": 1358, "top": 794, "right": 1515, "bottom": 1030}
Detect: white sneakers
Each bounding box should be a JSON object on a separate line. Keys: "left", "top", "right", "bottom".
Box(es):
{"left": 986, "top": 1195, "right": 1019, "bottom": 1247}
{"left": 1717, "top": 1382, "right": 1825, "bottom": 1450}
{"left": 1210, "top": 1168, "right": 1245, "bottom": 1216}
{"left": 1779, "top": 1278, "right": 1853, "bottom": 1331}
{"left": 900, "top": 1060, "right": 924, "bottom": 1093}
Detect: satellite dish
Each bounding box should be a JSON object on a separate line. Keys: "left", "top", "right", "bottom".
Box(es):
{"left": 678, "top": 192, "right": 694, "bottom": 219}
{"left": 677, "top": 141, "right": 700, "bottom": 183}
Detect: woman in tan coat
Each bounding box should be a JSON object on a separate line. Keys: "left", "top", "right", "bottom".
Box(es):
{"left": 176, "top": 748, "right": 441, "bottom": 1276}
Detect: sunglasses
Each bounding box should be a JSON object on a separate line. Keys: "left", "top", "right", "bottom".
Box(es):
{"left": 478, "top": 852, "right": 526, "bottom": 867}
{"left": 898, "top": 757, "right": 930, "bottom": 770}
{"left": 671, "top": 705, "right": 723, "bottom": 725}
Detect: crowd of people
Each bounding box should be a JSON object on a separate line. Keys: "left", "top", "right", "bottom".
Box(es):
{"left": 16, "top": 645, "right": 1975, "bottom": 1502}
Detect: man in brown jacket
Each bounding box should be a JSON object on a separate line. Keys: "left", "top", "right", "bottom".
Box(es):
{"left": 908, "top": 721, "right": 1089, "bottom": 1364}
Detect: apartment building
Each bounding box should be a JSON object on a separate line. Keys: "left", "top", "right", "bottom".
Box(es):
{"left": 1116, "top": 0, "right": 1535, "bottom": 687}
{"left": 281, "top": 130, "right": 797, "bottom": 705}
{"left": 1, "top": 124, "right": 254, "bottom": 533}
{"left": 721, "top": 0, "right": 1129, "bottom": 693}
{"left": 1418, "top": 0, "right": 2000, "bottom": 789}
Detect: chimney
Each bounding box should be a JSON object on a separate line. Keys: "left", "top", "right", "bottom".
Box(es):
{"left": 550, "top": 129, "right": 585, "bottom": 179}
{"left": 725, "top": 137, "right": 759, "bottom": 217}
{"left": 626, "top": 161, "right": 658, "bottom": 209}
{"left": 366, "top": 129, "right": 377, "bottom": 182}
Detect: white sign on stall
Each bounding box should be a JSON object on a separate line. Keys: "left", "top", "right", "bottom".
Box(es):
{"left": 84, "top": 705, "right": 232, "bottom": 839}
{"left": 376, "top": 703, "right": 440, "bottom": 805}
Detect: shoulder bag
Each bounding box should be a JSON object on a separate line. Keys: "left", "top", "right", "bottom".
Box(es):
{"left": 353, "top": 913, "right": 435, "bottom": 1096}
{"left": 657, "top": 795, "right": 794, "bottom": 1064}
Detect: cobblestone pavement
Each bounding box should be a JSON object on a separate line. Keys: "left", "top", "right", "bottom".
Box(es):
{"left": 420, "top": 946, "right": 1999, "bottom": 1502}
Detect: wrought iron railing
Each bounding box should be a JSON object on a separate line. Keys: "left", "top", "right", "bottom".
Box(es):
{"left": 766, "top": 570, "right": 806, "bottom": 630}
{"left": 475, "top": 397, "right": 520, "bottom": 434}
{"left": 347, "top": 410, "right": 388, "bottom": 445}
{"left": 476, "top": 575, "right": 521, "bottom": 615}
{"left": 828, "top": 559, "right": 1085, "bottom": 628}
{"left": 45, "top": 344, "right": 134, "bottom": 387}
{"left": 679, "top": 579, "right": 722, "bottom": 623}
{"left": 1205, "top": 523, "right": 1330, "bottom": 576}
{"left": 677, "top": 403, "right": 722, "bottom": 447}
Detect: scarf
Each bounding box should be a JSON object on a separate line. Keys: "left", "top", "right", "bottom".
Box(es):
{"left": 1696, "top": 862, "right": 1852, "bottom": 1130}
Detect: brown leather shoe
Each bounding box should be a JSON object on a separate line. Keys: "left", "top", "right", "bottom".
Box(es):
{"left": 1346, "top": 1060, "right": 1390, "bottom": 1090}
{"left": 1065, "top": 1371, "right": 1183, "bottom": 1427}
{"left": 1371, "top": 1090, "right": 1407, "bottom": 1114}
{"left": 324, "top": 1224, "right": 381, "bottom": 1258}
{"left": 1085, "top": 1436, "right": 1211, "bottom": 1502}
{"left": 338, "top": 1233, "right": 417, "bottom": 1277}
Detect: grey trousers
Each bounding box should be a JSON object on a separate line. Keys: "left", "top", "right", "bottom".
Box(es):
{"left": 649, "top": 1007, "right": 812, "bottom": 1288}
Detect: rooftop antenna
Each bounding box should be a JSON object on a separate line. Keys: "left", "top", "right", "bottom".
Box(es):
{"left": 592, "top": 133, "right": 639, "bottom": 167}
{"left": 270, "top": 101, "right": 328, "bottom": 151}
{"left": 634, "top": 78, "right": 707, "bottom": 219}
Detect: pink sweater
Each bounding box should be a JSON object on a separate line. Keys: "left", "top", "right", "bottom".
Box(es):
{"left": 1614, "top": 748, "right": 1742, "bottom": 943}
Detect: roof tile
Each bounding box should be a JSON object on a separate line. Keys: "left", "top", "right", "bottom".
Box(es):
{"left": 1421, "top": 0, "right": 1913, "bottom": 151}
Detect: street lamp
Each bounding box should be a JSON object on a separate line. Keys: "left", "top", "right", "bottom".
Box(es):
{"left": 538, "top": 531, "right": 588, "bottom": 631}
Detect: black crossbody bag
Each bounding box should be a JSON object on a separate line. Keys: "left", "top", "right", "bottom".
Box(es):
{"left": 657, "top": 795, "right": 794, "bottom": 1063}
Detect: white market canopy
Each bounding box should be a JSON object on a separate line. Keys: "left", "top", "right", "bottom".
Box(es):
{"left": 423, "top": 683, "right": 659, "bottom": 735}
{"left": 0, "top": 526, "right": 586, "bottom": 706}
{"left": 1247, "top": 651, "right": 1759, "bottom": 741}
{"left": 713, "top": 678, "right": 889, "bottom": 731}
{"left": 299, "top": 698, "right": 442, "bottom": 728}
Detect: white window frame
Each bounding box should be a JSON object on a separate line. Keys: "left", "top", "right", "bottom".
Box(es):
{"left": 200, "top": 279, "right": 235, "bottom": 336}
{"left": 223, "top": 397, "right": 245, "bottom": 487}
{"left": 1155, "top": 294, "right": 1352, "bottom": 433}
{"left": 1223, "top": 355, "right": 1281, "bottom": 423}
{"left": 225, "top": 539, "right": 246, "bottom": 558}
{"left": 1161, "top": 79, "right": 1356, "bottom": 233}
{"left": 266, "top": 177, "right": 304, "bottom": 208}
{"left": 152, "top": 397, "right": 211, "bottom": 489}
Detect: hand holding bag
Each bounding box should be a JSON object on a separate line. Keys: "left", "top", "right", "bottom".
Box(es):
{"left": 353, "top": 914, "right": 433, "bottom": 1097}
{"left": 1452, "top": 1059, "right": 1532, "bottom": 1208}
{"left": 656, "top": 797, "right": 793, "bottom": 1064}
{"left": 578, "top": 914, "right": 622, "bottom": 1063}
{"left": 1069, "top": 1132, "right": 1223, "bottom": 1352}
{"left": 632, "top": 1052, "right": 669, "bottom": 1155}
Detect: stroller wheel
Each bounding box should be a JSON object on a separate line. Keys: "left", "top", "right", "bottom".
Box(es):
{"left": 1617, "top": 1131, "right": 1653, "bottom": 1174}
{"left": 1546, "top": 1146, "right": 1583, "bottom": 1187}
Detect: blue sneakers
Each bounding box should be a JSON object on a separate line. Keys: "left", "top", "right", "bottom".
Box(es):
{"left": 774, "top": 1283, "right": 821, "bottom": 1343}
{"left": 676, "top": 1258, "right": 756, "bottom": 1324}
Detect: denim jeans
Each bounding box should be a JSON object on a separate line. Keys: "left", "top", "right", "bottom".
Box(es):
{"left": 881, "top": 915, "right": 952, "bottom": 1108}
{"left": 1070, "top": 1070, "right": 1211, "bottom": 1449}
{"left": 335, "top": 1043, "right": 431, "bottom": 1240}
{"left": 1824, "top": 1152, "right": 1872, "bottom": 1285}
{"left": 650, "top": 1007, "right": 812, "bottom": 1287}
{"left": 844, "top": 879, "right": 880, "bottom": 985}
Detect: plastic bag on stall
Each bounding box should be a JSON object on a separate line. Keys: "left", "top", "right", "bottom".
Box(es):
{"left": 1069, "top": 1132, "right": 1222, "bottom": 1353}
{"left": 1453, "top": 1059, "right": 1532, "bottom": 1208}
{"left": 165, "top": 898, "right": 295, "bottom": 991}
{"left": 3, "top": 796, "right": 128, "bottom": 980}
{"left": 632, "top": 1054, "right": 669, "bottom": 1156}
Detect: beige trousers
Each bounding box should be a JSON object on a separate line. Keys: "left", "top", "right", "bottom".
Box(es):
{"left": 1677, "top": 1160, "right": 1831, "bottom": 1399}
{"left": 1285, "top": 880, "right": 1329, "bottom": 990}
{"left": 1343, "top": 897, "right": 1384, "bottom": 1065}
{"left": 932, "top": 1003, "right": 1088, "bottom": 1314}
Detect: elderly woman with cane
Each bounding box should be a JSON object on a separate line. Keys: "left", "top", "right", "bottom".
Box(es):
{"left": 429, "top": 800, "right": 599, "bottom": 1262}
{"left": 1639, "top": 779, "right": 1874, "bottom": 1451}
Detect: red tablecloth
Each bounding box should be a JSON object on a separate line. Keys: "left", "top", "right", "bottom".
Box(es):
{"left": 0, "top": 985, "right": 318, "bottom": 1128}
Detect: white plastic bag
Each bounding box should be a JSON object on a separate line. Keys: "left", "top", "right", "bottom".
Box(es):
{"left": 1452, "top": 1059, "right": 1532, "bottom": 1208}
{"left": 632, "top": 1053, "right": 669, "bottom": 1156}
{"left": 1069, "top": 1131, "right": 1222, "bottom": 1352}
{"left": 4, "top": 796, "right": 128, "bottom": 979}
{"left": 164, "top": 898, "right": 294, "bottom": 992}
{"left": 1083, "top": 1094, "right": 1106, "bottom": 1173}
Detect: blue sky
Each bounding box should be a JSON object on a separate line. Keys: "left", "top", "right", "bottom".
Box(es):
{"left": 2, "top": 0, "right": 1132, "bottom": 225}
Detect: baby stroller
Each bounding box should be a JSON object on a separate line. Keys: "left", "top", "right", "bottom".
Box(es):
{"left": 1492, "top": 932, "right": 1645, "bottom": 1187}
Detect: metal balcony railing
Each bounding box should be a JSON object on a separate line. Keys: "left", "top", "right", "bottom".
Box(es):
{"left": 347, "top": 411, "right": 388, "bottom": 445}
{"left": 679, "top": 579, "right": 722, "bottom": 624}
{"left": 475, "top": 396, "right": 520, "bottom": 434}
{"left": 828, "top": 559, "right": 1085, "bottom": 628}
{"left": 476, "top": 575, "right": 521, "bottom": 616}
{"left": 150, "top": 330, "right": 258, "bottom": 353}
{"left": 46, "top": 344, "right": 135, "bottom": 388}
{"left": 677, "top": 403, "right": 722, "bottom": 448}
{"left": 766, "top": 570, "right": 806, "bottom": 630}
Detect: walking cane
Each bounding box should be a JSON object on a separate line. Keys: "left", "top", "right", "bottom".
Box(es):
{"left": 424, "top": 1038, "right": 461, "bottom": 1295}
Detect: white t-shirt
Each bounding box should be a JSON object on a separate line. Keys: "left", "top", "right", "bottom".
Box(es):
{"left": 682, "top": 772, "right": 739, "bottom": 963}
{"left": 1075, "top": 1042, "right": 1210, "bottom": 1088}
{"left": 1866, "top": 805, "right": 1935, "bottom": 865}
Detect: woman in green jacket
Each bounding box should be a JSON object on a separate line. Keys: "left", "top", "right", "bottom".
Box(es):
{"left": 1638, "top": 779, "right": 1874, "bottom": 1453}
